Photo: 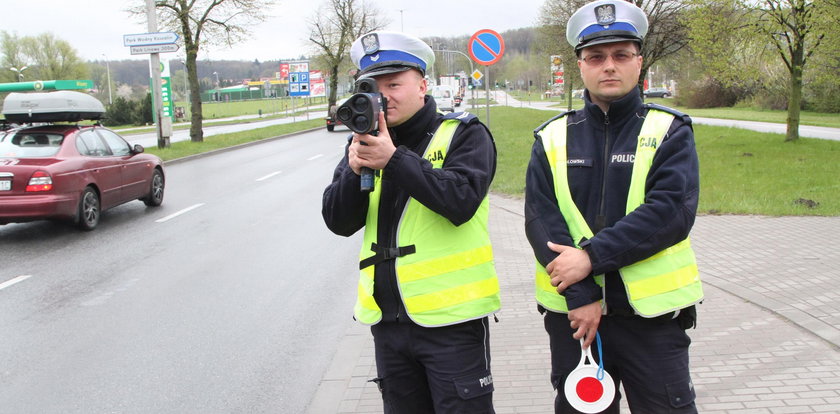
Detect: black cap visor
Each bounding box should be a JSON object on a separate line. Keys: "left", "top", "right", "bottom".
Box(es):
{"left": 576, "top": 30, "right": 642, "bottom": 52}
{"left": 358, "top": 61, "right": 425, "bottom": 80}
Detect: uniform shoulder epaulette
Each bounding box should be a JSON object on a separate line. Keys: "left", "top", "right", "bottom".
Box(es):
{"left": 644, "top": 103, "right": 691, "bottom": 124}
{"left": 442, "top": 111, "right": 478, "bottom": 124}
{"left": 533, "top": 109, "right": 577, "bottom": 138}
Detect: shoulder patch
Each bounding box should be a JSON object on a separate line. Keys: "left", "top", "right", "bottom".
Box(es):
{"left": 443, "top": 111, "right": 478, "bottom": 124}
{"left": 533, "top": 109, "right": 576, "bottom": 139}
{"left": 644, "top": 103, "right": 691, "bottom": 125}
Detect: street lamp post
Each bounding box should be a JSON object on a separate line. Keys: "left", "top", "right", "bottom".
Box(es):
{"left": 433, "top": 49, "right": 475, "bottom": 111}
{"left": 101, "top": 54, "right": 112, "bottom": 105}
{"left": 212, "top": 71, "right": 220, "bottom": 101}
{"left": 10, "top": 66, "right": 28, "bottom": 82}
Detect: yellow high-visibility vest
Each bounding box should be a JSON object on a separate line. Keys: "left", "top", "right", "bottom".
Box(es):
{"left": 535, "top": 109, "right": 703, "bottom": 317}
{"left": 356, "top": 119, "right": 501, "bottom": 327}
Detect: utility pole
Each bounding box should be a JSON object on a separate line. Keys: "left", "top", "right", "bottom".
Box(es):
{"left": 101, "top": 54, "right": 112, "bottom": 105}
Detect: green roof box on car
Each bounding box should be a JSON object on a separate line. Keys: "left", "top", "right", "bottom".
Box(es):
{"left": 2, "top": 91, "right": 106, "bottom": 123}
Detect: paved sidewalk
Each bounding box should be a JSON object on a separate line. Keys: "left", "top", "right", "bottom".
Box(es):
{"left": 308, "top": 194, "right": 840, "bottom": 413}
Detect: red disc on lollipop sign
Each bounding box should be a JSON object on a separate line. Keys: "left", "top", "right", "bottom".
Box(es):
{"left": 564, "top": 339, "right": 615, "bottom": 413}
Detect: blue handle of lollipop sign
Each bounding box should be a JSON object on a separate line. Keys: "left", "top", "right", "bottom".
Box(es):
{"left": 563, "top": 333, "right": 615, "bottom": 413}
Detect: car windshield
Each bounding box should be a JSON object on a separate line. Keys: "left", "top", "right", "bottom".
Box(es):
{"left": 0, "top": 132, "right": 63, "bottom": 158}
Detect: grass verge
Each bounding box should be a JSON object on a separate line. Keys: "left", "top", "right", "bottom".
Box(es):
{"left": 478, "top": 106, "right": 840, "bottom": 216}
{"left": 137, "top": 106, "right": 838, "bottom": 216}
{"left": 548, "top": 96, "right": 840, "bottom": 128}
{"left": 143, "top": 119, "right": 323, "bottom": 162}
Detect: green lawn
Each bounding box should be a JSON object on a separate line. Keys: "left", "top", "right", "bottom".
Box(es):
{"left": 541, "top": 95, "right": 840, "bottom": 128}
{"left": 477, "top": 106, "right": 840, "bottom": 216}
{"left": 139, "top": 103, "right": 838, "bottom": 216}
{"left": 196, "top": 96, "right": 329, "bottom": 120}
{"left": 143, "top": 119, "right": 323, "bottom": 162}
{"left": 645, "top": 98, "right": 840, "bottom": 129}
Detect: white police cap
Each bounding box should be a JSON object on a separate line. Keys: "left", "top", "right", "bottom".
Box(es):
{"left": 566, "top": 0, "right": 648, "bottom": 51}
{"left": 350, "top": 31, "right": 435, "bottom": 79}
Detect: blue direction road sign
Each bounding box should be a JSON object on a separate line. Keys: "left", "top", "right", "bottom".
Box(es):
{"left": 468, "top": 29, "right": 505, "bottom": 66}
{"left": 123, "top": 32, "right": 180, "bottom": 47}
{"left": 130, "top": 44, "right": 180, "bottom": 55}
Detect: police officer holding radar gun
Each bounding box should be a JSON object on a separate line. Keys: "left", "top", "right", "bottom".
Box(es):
{"left": 525, "top": 1, "right": 703, "bottom": 413}
{"left": 322, "top": 31, "right": 501, "bottom": 413}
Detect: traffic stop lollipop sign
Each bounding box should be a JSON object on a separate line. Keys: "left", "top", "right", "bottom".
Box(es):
{"left": 563, "top": 336, "right": 615, "bottom": 413}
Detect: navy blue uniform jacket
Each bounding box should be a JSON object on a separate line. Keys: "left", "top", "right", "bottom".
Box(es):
{"left": 525, "top": 88, "right": 700, "bottom": 313}
{"left": 322, "top": 96, "right": 497, "bottom": 323}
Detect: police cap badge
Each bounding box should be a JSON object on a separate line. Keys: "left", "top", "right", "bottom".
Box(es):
{"left": 350, "top": 31, "right": 435, "bottom": 79}
{"left": 566, "top": 0, "right": 649, "bottom": 52}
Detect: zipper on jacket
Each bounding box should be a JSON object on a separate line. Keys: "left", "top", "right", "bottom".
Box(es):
{"left": 596, "top": 112, "right": 610, "bottom": 233}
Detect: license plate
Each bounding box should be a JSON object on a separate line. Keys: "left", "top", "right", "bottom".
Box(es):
{"left": 0, "top": 180, "right": 10, "bottom": 191}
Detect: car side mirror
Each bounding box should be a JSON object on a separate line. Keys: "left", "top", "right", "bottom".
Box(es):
{"left": 132, "top": 144, "right": 145, "bottom": 154}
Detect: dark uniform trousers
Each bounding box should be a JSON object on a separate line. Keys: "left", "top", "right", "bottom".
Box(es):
{"left": 370, "top": 317, "right": 495, "bottom": 413}
{"left": 544, "top": 311, "right": 697, "bottom": 414}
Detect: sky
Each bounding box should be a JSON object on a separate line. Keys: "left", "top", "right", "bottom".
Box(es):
{"left": 4, "top": 0, "right": 547, "bottom": 63}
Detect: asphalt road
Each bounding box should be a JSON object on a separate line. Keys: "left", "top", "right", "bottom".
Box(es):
{"left": 0, "top": 128, "right": 360, "bottom": 413}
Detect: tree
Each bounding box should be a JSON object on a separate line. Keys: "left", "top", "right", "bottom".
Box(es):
{"left": 632, "top": 0, "right": 691, "bottom": 88}
{"left": 133, "top": 0, "right": 277, "bottom": 143}
{"left": 307, "top": 0, "right": 387, "bottom": 111}
{"left": 749, "top": 0, "right": 827, "bottom": 141}
{"left": 538, "top": 0, "right": 691, "bottom": 103}
{"left": 1, "top": 32, "right": 27, "bottom": 83}
{"left": 804, "top": 0, "right": 840, "bottom": 112}
{"left": 537, "top": 0, "right": 587, "bottom": 109}
{"left": 681, "top": 0, "right": 773, "bottom": 107}
{"left": 0, "top": 32, "right": 89, "bottom": 83}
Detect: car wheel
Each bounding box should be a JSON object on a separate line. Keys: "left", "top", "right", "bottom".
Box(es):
{"left": 143, "top": 169, "right": 165, "bottom": 207}
{"left": 664, "top": 93, "right": 671, "bottom": 98}
{"left": 327, "top": 124, "right": 335, "bottom": 132}
{"left": 77, "top": 187, "right": 100, "bottom": 231}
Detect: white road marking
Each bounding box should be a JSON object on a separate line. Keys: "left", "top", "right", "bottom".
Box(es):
{"left": 155, "top": 203, "right": 205, "bottom": 223}
{"left": 256, "top": 171, "right": 283, "bottom": 181}
{"left": 0, "top": 275, "right": 32, "bottom": 291}
{"left": 307, "top": 154, "right": 324, "bottom": 161}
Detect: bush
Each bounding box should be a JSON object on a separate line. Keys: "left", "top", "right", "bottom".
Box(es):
{"left": 137, "top": 92, "right": 153, "bottom": 125}
{"left": 805, "top": 80, "right": 840, "bottom": 113}
{"left": 675, "top": 77, "right": 744, "bottom": 108}
{"left": 102, "top": 93, "right": 154, "bottom": 126}
{"left": 103, "top": 97, "right": 138, "bottom": 126}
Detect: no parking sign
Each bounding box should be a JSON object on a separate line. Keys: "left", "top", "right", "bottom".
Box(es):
{"left": 467, "top": 29, "right": 505, "bottom": 128}
{"left": 468, "top": 29, "right": 505, "bottom": 66}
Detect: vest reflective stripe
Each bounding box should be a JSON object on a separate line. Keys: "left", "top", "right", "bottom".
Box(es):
{"left": 626, "top": 110, "right": 674, "bottom": 209}
{"left": 356, "top": 119, "right": 501, "bottom": 327}
{"left": 536, "top": 109, "right": 703, "bottom": 316}
{"left": 535, "top": 118, "right": 602, "bottom": 311}
{"left": 356, "top": 192, "right": 383, "bottom": 324}
{"left": 398, "top": 244, "right": 494, "bottom": 283}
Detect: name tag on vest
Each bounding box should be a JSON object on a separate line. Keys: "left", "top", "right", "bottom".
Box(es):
{"left": 567, "top": 158, "right": 592, "bottom": 167}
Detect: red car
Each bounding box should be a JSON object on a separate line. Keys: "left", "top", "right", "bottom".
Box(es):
{"left": 0, "top": 92, "right": 165, "bottom": 230}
